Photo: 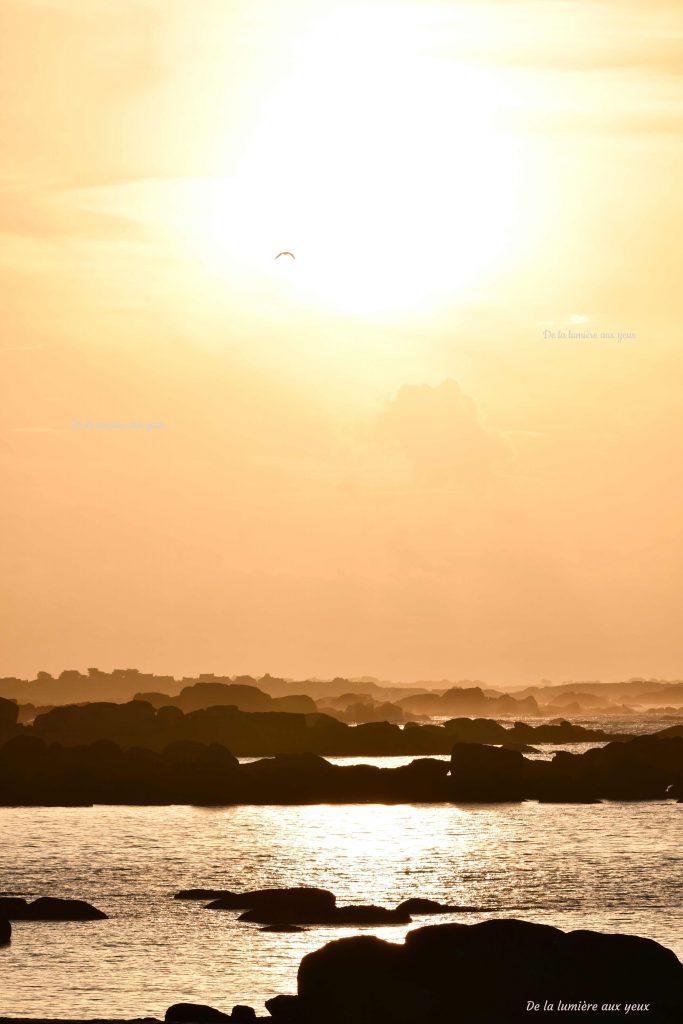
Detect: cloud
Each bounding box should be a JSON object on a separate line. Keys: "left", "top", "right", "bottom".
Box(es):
{"left": 374, "top": 380, "right": 508, "bottom": 486}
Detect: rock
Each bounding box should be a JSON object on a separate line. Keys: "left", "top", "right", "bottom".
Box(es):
{"left": 295, "top": 919, "right": 683, "bottom": 1023}
{"left": 23, "top": 897, "right": 107, "bottom": 920}
{"left": 206, "top": 887, "right": 336, "bottom": 917}
{"left": 450, "top": 742, "right": 530, "bottom": 801}
{"left": 396, "top": 898, "right": 454, "bottom": 915}
{"left": 260, "top": 924, "right": 307, "bottom": 932}
{"left": 174, "top": 889, "right": 234, "bottom": 901}
{"left": 332, "top": 905, "right": 410, "bottom": 926}
{"left": 240, "top": 903, "right": 410, "bottom": 927}
{"left": 164, "top": 1003, "right": 230, "bottom": 1022}
{"left": 264, "top": 994, "right": 303, "bottom": 1022}
{"left": 0, "top": 897, "right": 30, "bottom": 919}
{"left": 0, "top": 917, "right": 10, "bottom": 945}
{"left": 230, "top": 1007, "right": 256, "bottom": 1023}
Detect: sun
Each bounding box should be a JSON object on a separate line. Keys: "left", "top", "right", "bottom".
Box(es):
{"left": 175, "top": 6, "right": 530, "bottom": 319}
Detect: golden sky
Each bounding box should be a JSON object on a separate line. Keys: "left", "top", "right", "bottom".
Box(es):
{"left": 2, "top": 0, "right": 682, "bottom": 684}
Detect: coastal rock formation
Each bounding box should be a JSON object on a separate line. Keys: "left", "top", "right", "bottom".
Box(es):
{"left": 1, "top": 732, "right": 681, "bottom": 805}
{"left": 24, "top": 897, "right": 108, "bottom": 920}
{"left": 395, "top": 898, "right": 455, "bottom": 915}
{"left": 179, "top": 886, "right": 412, "bottom": 928}
{"left": 230, "top": 1007, "right": 256, "bottom": 1022}
{"left": 398, "top": 686, "right": 541, "bottom": 717}
{"left": 0, "top": 897, "right": 30, "bottom": 918}
{"left": 204, "top": 886, "right": 410, "bottom": 926}
{"left": 264, "top": 995, "right": 302, "bottom": 1021}
{"left": 23, "top": 700, "right": 630, "bottom": 757}
{"left": 0, "top": 896, "right": 106, "bottom": 920}
{"left": 165, "top": 1003, "right": 231, "bottom": 1022}
{"left": 239, "top": 904, "right": 410, "bottom": 926}
{"left": 449, "top": 736, "right": 683, "bottom": 802}
{"left": 295, "top": 919, "right": 683, "bottom": 1023}
{"left": 260, "top": 923, "right": 307, "bottom": 932}
{"left": 174, "top": 889, "right": 234, "bottom": 900}
{"left": 0, "top": 916, "right": 10, "bottom": 945}
{"left": 206, "top": 887, "right": 337, "bottom": 917}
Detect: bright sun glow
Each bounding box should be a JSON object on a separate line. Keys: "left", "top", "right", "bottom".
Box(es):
{"left": 174, "top": 6, "right": 530, "bottom": 318}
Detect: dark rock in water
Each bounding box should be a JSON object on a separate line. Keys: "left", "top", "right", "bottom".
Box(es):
{"left": 230, "top": 1007, "right": 256, "bottom": 1023}
{"left": 296, "top": 918, "right": 683, "bottom": 1023}
{"left": 24, "top": 896, "right": 107, "bottom": 920}
{"left": 260, "top": 923, "right": 307, "bottom": 932}
{"left": 332, "top": 905, "right": 410, "bottom": 926}
{"left": 264, "top": 994, "right": 303, "bottom": 1022}
{"left": 450, "top": 742, "right": 530, "bottom": 801}
{"left": 207, "top": 887, "right": 336, "bottom": 917}
{"left": 174, "top": 889, "right": 235, "bottom": 901}
{"left": 0, "top": 896, "right": 30, "bottom": 919}
{"left": 396, "top": 898, "right": 454, "bottom": 915}
{"left": 164, "top": 1003, "right": 231, "bottom": 1022}
{"left": 240, "top": 902, "right": 410, "bottom": 927}
{"left": 0, "top": 917, "right": 10, "bottom": 945}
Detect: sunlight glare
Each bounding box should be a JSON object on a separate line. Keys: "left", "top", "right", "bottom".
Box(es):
{"left": 181, "top": 5, "right": 529, "bottom": 318}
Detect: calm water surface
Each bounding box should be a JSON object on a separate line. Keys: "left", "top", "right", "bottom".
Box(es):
{"left": 1, "top": 799, "right": 681, "bottom": 1018}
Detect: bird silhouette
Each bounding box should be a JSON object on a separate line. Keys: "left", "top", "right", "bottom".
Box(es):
{"left": 275, "top": 251, "right": 296, "bottom": 260}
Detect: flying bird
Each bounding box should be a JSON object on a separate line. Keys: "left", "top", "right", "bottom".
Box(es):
{"left": 275, "top": 251, "right": 296, "bottom": 260}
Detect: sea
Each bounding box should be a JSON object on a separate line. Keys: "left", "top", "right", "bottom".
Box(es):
{"left": 1, "top": 714, "right": 681, "bottom": 1018}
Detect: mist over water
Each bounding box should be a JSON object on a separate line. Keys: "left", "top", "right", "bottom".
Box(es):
{"left": 1, "top": 799, "right": 681, "bottom": 1018}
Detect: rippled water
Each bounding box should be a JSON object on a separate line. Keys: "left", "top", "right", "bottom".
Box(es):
{"left": 1, "top": 800, "right": 681, "bottom": 1018}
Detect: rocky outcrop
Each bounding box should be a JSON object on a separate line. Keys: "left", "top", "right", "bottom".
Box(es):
{"left": 2, "top": 733, "right": 681, "bottom": 805}
{"left": 0, "top": 896, "right": 106, "bottom": 920}
{"left": 165, "top": 1003, "right": 231, "bottom": 1022}
{"left": 0, "top": 916, "right": 10, "bottom": 945}
{"left": 24, "top": 701, "right": 631, "bottom": 757}
{"left": 0, "top": 696, "right": 19, "bottom": 743}
{"left": 260, "top": 923, "right": 307, "bottom": 933}
{"left": 206, "top": 887, "right": 336, "bottom": 916}
{"left": 399, "top": 687, "right": 541, "bottom": 718}
{"left": 174, "top": 889, "right": 233, "bottom": 901}
{"left": 23, "top": 897, "right": 107, "bottom": 920}
{"left": 204, "top": 886, "right": 409, "bottom": 927}
{"left": 295, "top": 919, "right": 683, "bottom": 1022}
{"left": 264, "top": 995, "right": 302, "bottom": 1021}
{"left": 0, "top": 896, "right": 30, "bottom": 918}
{"left": 449, "top": 736, "right": 683, "bottom": 802}
{"left": 239, "top": 904, "right": 410, "bottom": 927}
{"left": 395, "top": 898, "right": 456, "bottom": 915}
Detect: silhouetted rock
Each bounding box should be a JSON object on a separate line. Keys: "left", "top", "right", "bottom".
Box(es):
{"left": 396, "top": 898, "right": 454, "bottom": 915}
{"left": 165, "top": 1003, "right": 230, "bottom": 1022}
{"left": 0, "top": 896, "right": 30, "bottom": 919}
{"left": 264, "top": 994, "right": 303, "bottom": 1022}
{"left": 0, "top": 696, "right": 19, "bottom": 740}
{"left": 260, "top": 923, "right": 307, "bottom": 932}
{"left": 230, "top": 1006, "right": 256, "bottom": 1022}
{"left": 174, "top": 889, "right": 234, "bottom": 901}
{"left": 23, "top": 897, "right": 107, "bottom": 920}
{"left": 207, "top": 887, "right": 336, "bottom": 917}
{"left": 296, "top": 919, "right": 683, "bottom": 1023}
{"left": 0, "top": 917, "right": 10, "bottom": 945}
{"left": 400, "top": 687, "right": 541, "bottom": 718}
{"left": 204, "top": 885, "right": 410, "bottom": 926}
{"left": 239, "top": 904, "right": 410, "bottom": 926}
{"left": 450, "top": 742, "right": 530, "bottom": 801}
{"left": 2, "top": 731, "right": 680, "bottom": 805}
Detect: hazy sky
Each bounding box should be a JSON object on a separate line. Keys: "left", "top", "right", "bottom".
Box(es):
{"left": 2, "top": 0, "right": 682, "bottom": 684}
